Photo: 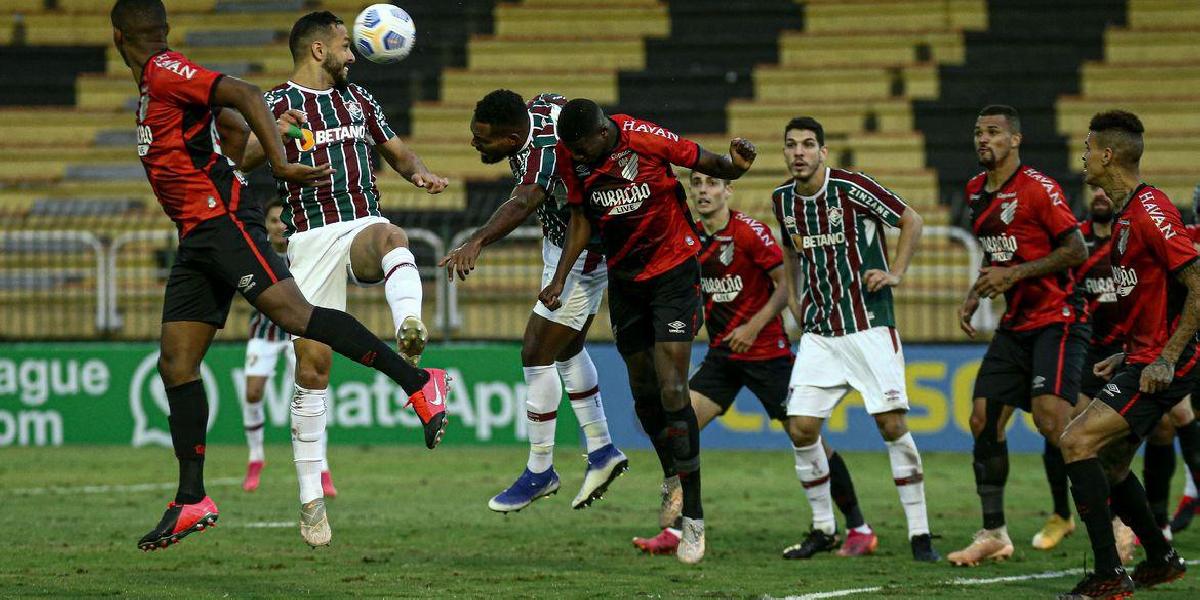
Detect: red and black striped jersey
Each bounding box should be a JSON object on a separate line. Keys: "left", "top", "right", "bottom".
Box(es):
{"left": 967, "top": 165, "right": 1080, "bottom": 332}
{"left": 698, "top": 210, "right": 790, "bottom": 360}
{"left": 135, "top": 50, "right": 246, "bottom": 237}
{"left": 563, "top": 115, "right": 701, "bottom": 282}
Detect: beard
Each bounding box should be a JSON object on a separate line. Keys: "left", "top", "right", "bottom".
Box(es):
{"left": 324, "top": 58, "right": 349, "bottom": 88}
{"left": 1091, "top": 209, "right": 1113, "bottom": 224}
{"left": 478, "top": 152, "right": 506, "bottom": 165}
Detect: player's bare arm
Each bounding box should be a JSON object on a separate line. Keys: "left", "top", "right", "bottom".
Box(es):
{"left": 216, "top": 108, "right": 307, "bottom": 171}
{"left": 974, "top": 229, "right": 1087, "bottom": 298}
{"left": 958, "top": 255, "right": 986, "bottom": 338}
{"left": 539, "top": 205, "right": 591, "bottom": 310}
{"left": 693, "top": 138, "right": 757, "bottom": 180}
{"left": 378, "top": 137, "right": 448, "bottom": 194}
{"left": 865, "top": 206, "right": 924, "bottom": 292}
{"left": 439, "top": 183, "right": 548, "bottom": 281}
{"left": 1094, "top": 352, "right": 1124, "bottom": 380}
{"left": 210, "top": 76, "right": 332, "bottom": 186}
{"left": 1143, "top": 260, "right": 1200, "bottom": 392}
{"left": 781, "top": 250, "right": 805, "bottom": 328}
{"left": 724, "top": 265, "right": 789, "bottom": 353}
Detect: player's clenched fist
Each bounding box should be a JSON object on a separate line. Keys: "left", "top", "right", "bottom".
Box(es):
{"left": 538, "top": 280, "right": 565, "bottom": 311}
{"left": 729, "top": 138, "right": 757, "bottom": 172}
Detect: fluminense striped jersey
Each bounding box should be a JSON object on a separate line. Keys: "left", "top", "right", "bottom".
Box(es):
{"left": 771, "top": 167, "right": 909, "bottom": 336}
{"left": 509, "top": 93, "right": 571, "bottom": 247}
{"left": 264, "top": 81, "right": 394, "bottom": 235}
{"left": 247, "top": 251, "right": 290, "bottom": 341}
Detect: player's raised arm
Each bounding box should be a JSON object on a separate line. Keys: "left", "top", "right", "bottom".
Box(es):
{"left": 693, "top": 138, "right": 757, "bottom": 180}
{"left": 440, "top": 183, "right": 547, "bottom": 281}
{"left": 210, "top": 76, "right": 332, "bottom": 186}
{"left": 539, "top": 204, "right": 591, "bottom": 310}
{"left": 378, "top": 137, "right": 448, "bottom": 194}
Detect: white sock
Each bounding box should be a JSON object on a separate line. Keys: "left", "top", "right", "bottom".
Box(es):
{"left": 886, "top": 432, "right": 930, "bottom": 538}
{"left": 243, "top": 399, "right": 265, "bottom": 463}
{"left": 524, "top": 365, "right": 561, "bottom": 473}
{"left": 556, "top": 349, "right": 612, "bottom": 453}
{"left": 291, "top": 385, "right": 328, "bottom": 504}
{"left": 382, "top": 246, "right": 422, "bottom": 333}
{"left": 794, "top": 438, "right": 835, "bottom": 535}
{"left": 318, "top": 427, "right": 329, "bottom": 473}
{"left": 1186, "top": 467, "right": 1198, "bottom": 498}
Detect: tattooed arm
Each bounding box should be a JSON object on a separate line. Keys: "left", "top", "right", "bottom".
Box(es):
{"left": 1142, "top": 260, "right": 1200, "bottom": 392}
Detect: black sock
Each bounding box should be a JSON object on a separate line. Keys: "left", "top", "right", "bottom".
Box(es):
{"left": 1176, "top": 419, "right": 1200, "bottom": 493}
{"left": 166, "top": 380, "right": 207, "bottom": 505}
{"left": 666, "top": 406, "right": 703, "bottom": 520}
{"left": 633, "top": 396, "right": 674, "bottom": 478}
{"left": 974, "top": 435, "right": 1009, "bottom": 530}
{"left": 1042, "top": 441, "right": 1071, "bottom": 519}
{"left": 1110, "top": 473, "right": 1171, "bottom": 562}
{"left": 828, "top": 451, "right": 866, "bottom": 529}
{"left": 304, "top": 306, "right": 428, "bottom": 394}
{"left": 1066, "top": 458, "right": 1121, "bottom": 573}
{"left": 1143, "top": 441, "right": 1176, "bottom": 528}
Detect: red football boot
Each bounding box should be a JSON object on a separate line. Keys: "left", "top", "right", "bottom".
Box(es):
{"left": 138, "top": 496, "right": 219, "bottom": 551}
{"left": 838, "top": 528, "right": 879, "bottom": 557}
{"left": 633, "top": 528, "right": 681, "bottom": 555}
{"left": 321, "top": 470, "right": 338, "bottom": 498}
{"left": 242, "top": 460, "right": 264, "bottom": 492}
{"left": 406, "top": 368, "right": 449, "bottom": 449}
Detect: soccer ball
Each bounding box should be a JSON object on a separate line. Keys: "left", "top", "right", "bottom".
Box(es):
{"left": 352, "top": 4, "right": 416, "bottom": 64}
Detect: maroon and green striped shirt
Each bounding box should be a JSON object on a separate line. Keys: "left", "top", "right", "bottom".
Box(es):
{"left": 264, "top": 81, "right": 394, "bottom": 234}
{"left": 771, "top": 167, "right": 908, "bottom": 336}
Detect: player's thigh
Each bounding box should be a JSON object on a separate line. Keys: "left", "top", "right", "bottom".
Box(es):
{"left": 348, "top": 219, "right": 406, "bottom": 284}
{"left": 159, "top": 320, "right": 218, "bottom": 386}
{"left": 688, "top": 353, "right": 741, "bottom": 423}
{"left": 522, "top": 313, "right": 588, "bottom": 366}
{"left": 244, "top": 375, "right": 269, "bottom": 403}
{"left": 292, "top": 337, "right": 334, "bottom": 389}
{"left": 973, "top": 328, "right": 1034, "bottom": 410}
{"left": 286, "top": 220, "right": 363, "bottom": 313}
{"left": 208, "top": 210, "right": 291, "bottom": 302}
{"left": 1080, "top": 341, "right": 1123, "bottom": 401}
{"left": 648, "top": 258, "right": 704, "bottom": 348}
{"left": 1029, "top": 322, "right": 1088, "bottom": 405}
{"left": 1030, "top": 393, "right": 1072, "bottom": 440}
{"left": 740, "top": 355, "right": 795, "bottom": 422}
{"left": 609, "top": 277, "right": 655, "bottom": 358}
{"left": 1061, "top": 395, "right": 1137, "bottom": 462}
{"left": 620, "top": 348, "right": 659, "bottom": 398}
{"left": 532, "top": 265, "right": 606, "bottom": 340}
{"left": 786, "top": 336, "right": 850, "bottom": 428}
{"left": 840, "top": 326, "right": 909, "bottom": 417}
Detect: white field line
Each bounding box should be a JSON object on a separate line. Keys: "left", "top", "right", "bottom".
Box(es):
{"left": 771, "top": 560, "right": 1200, "bottom": 600}
{"left": 3, "top": 477, "right": 241, "bottom": 496}
{"left": 237, "top": 521, "right": 294, "bottom": 529}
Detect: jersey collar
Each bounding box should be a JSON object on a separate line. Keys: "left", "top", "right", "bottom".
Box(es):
{"left": 792, "top": 167, "right": 830, "bottom": 201}
{"left": 286, "top": 80, "right": 334, "bottom": 95}
{"left": 517, "top": 110, "right": 535, "bottom": 154}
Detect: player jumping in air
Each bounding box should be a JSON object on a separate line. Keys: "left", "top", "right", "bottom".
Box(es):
{"left": 770, "top": 117, "right": 938, "bottom": 562}
{"left": 239, "top": 200, "right": 336, "bottom": 498}
{"left": 950, "top": 105, "right": 1090, "bottom": 565}
{"left": 227, "top": 11, "right": 451, "bottom": 547}
{"left": 442, "top": 89, "right": 627, "bottom": 513}
{"left": 541, "top": 99, "right": 757, "bottom": 564}
{"left": 112, "top": 0, "right": 447, "bottom": 552}
{"left": 632, "top": 171, "right": 874, "bottom": 557}
{"left": 1057, "top": 110, "right": 1193, "bottom": 599}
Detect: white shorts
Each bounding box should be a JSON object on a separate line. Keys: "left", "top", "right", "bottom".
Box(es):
{"left": 244, "top": 337, "right": 295, "bottom": 378}
{"left": 286, "top": 216, "right": 390, "bottom": 311}
{"left": 787, "top": 326, "right": 909, "bottom": 419}
{"left": 531, "top": 239, "right": 607, "bottom": 331}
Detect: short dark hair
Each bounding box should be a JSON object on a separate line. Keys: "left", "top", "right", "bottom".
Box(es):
{"left": 978, "top": 104, "right": 1021, "bottom": 133}
{"left": 110, "top": 0, "right": 167, "bottom": 39}
{"left": 784, "top": 116, "right": 824, "bottom": 147}
{"left": 1089, "top": 110, "right": 1145, "bottom": 165}
{"left": 557, "top": 98, "right": 606, "bottom": 143}
{"left": 472, "top": 89, "right": 527, "bottom": 131}
{"left": 289, "top": 11, "right": 344, "bottom": 61}
{"left": 265, "top": 197, "right": 284, "bottom": 212}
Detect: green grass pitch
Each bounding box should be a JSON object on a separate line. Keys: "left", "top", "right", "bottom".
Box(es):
{"left": 1, "top": 446, "right": 1198, "bottom": 598}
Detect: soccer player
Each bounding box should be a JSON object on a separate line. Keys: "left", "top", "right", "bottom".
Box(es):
{"left": 440, "top": 89, "right": 627, "bottom": 513}
{"left": 770, "top": 116, "right": 939, "bottom": 562}
{"left": 950, "top": 105, "right": 1090, "bottom": 566}
{"left": 240, "top": 200, "right": 336, "bottom": 498}
{"left": 540, "top": 99, "right": 757, "bottom": 564}
{"left": 1057, "top": 110, "right": 1194, "bottom": 598}
{"left": 631, "top": 171, "right": 874, "bottom": 558}
{"left": 227, "top": 11, "right": 451, "bottom": 547}
{"left": 112, "top": 0, "right": 448, "bottom": 552}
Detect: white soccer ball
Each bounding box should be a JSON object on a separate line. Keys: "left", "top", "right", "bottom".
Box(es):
{"left": 352, "top": 4, "right": 416, "bottom": 64}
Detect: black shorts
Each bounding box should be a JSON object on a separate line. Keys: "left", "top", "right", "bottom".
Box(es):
{"left": 1080, "top": 340, "right": 1125, "bottom": 399}
{"left": 689, "top": 353, "right": 793, "bottom": 421}
{"left": 608, "top": 257, "right": 704, "bottom": 356}
{"left": 162, "top": 208, "right": 290, "bottom": 328}
{"left": 973, "top": 322, "right": 1090, "bottom": 410}
{"left": 1097, "top": 346, "right": 1200, "bottom": 439}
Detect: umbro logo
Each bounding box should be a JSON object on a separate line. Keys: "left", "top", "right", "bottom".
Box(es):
{"left": 1103, "top": 383, "right": 1120, "bottom": 397}
{"left": 1032, "top": 375, "right": 1046, "bottom": 389}
{"left": 667, "top": 320, "right": 686, "bottom": 334}
{"left": 238, "top": 274, "right": 255, "bottom": 291}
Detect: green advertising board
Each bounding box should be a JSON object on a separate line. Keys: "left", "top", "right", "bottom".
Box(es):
{"left": 0, "top": 342, "right": 579, "bottom": 448}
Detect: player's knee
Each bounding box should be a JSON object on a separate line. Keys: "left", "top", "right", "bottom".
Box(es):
{"left": 968, "top": 401, "right": 988, "bottom": 438}
{"left": 157, "top": 352, "right": 198, "bottom": 387}
{"left": 787, "top": 418, "right": 820, "bottom": 447}
{"left": 520, "top": 344, "right": 552, "bottom": 368}
{"left": 1033, "top": 413, "right": 1061, "bottom": 441}
{"left": 660, "top": 383, "right": 689, "bottom": 411}
{"left": 873, "top": 412, "right": 908, "bottom": 442}
{"left": 1147, "top": 417, "right": 1175, "bottom": 445}
{"left": 1169, "top": 399, "right": 1195, "bottom": 427}
{"left": 1058, "top": 427, "right": 1092, "bottom": 463}
{"left": 382, "top": 225, "right": 409, "bottom": 251}
{"left": 246, "top": 389, "right": 263, "bottom": 404}
{"left": 295, "top": 362, "right": 330, "bottom": 389}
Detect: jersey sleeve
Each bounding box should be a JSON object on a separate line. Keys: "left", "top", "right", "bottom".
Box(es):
{"left": 1036, "top": 182, "right": 1079, "bottom": 239}
{"left": 352, "top": 84, "right": 396, "bottom": 145}
{"left": 1145, "top": 196, "right": 1198, "bottom": 272}
{"left": 263, "top": 88, "right": 289, "bottom": 118}
{"left": 518, "top": 143, "right": 560, "bottom": 192}
{"left": 743, "top": 218, "right": 784, "bottom": 271}
{"left": 147, "top": 54, "right": 222, "bottom": 108}
{"left": 620, "top": 116, "right": 699, "bottom": 169}
{"left": 838, "top": 171, "right": 908, "bottom": 227}
{"left": 772, "top": 192, "right": 795, "bottom": 251}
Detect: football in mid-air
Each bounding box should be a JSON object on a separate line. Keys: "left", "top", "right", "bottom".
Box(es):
{"left": 352, "top": 4, "right": 416, "bottom": 64}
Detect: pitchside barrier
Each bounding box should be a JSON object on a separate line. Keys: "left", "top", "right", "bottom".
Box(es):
{"left": 0, "top": 341, "right": 1059, "bottom": 453}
